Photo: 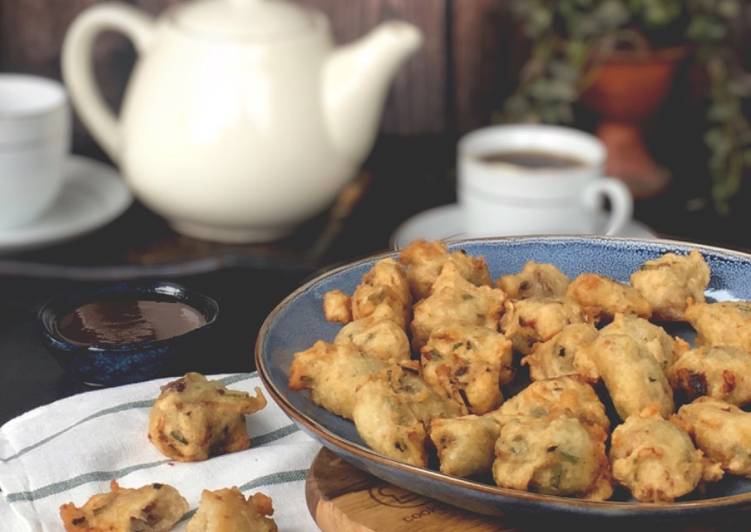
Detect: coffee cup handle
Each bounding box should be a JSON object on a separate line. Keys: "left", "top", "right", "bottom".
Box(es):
{"left": 62, "top": 3, "right": 154, "bottom": 164}
{"left": 582, "top": 178, "right": 633, "bottom": 236}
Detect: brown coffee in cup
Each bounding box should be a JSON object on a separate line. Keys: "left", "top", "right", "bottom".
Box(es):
{"left": 476, "top": 150, "right": 586, "bottom": 170}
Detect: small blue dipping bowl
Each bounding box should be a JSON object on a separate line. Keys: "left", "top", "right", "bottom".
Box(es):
{"left": 39, "top": 281, "right": 219, "bottom": 387}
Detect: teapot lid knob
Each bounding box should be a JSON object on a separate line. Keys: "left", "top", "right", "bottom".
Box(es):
{"left": 173, "top": 0, "right": 318, "bottom": 39}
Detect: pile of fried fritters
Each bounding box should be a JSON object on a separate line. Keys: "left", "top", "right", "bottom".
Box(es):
{"left": 289, "top": 240, "right": 751, "bottom": 503}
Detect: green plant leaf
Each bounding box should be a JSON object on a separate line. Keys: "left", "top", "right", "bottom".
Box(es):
{"left": 718, "top": 0, "right": 741, "bottom": 19}
{"left": 506, "top": 0, "right": 751, "bottom": 212}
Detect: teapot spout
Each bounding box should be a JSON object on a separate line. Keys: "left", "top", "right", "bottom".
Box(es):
{"left": 324, "top": 21, "right": 422, "bottom": 162}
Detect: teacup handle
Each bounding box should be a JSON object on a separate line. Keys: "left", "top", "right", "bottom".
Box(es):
{"left": 582, "top": 178, "right": 633, "bottom": 235}
{"left": 62, "top": 3, "right": 154, "bottom": 163}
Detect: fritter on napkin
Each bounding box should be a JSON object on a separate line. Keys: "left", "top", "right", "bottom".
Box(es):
{"left": 187, "top": 488, "right": 277, "bottom": 532}
{"left": 60, "top": 480, "right": 188, "bottom": 532}
{"left": 148, "top": 372, "right": 266, "bottom": 462}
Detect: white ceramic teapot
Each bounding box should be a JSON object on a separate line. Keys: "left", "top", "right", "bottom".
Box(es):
{"left": 63, "top": 0, "right": 422, "bottom": 242}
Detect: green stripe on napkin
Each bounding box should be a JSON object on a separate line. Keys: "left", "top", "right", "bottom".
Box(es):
{"left": 1, "top": 373, "right": 256, "bottom": 463}
{"left": 5, "top": 420, "right": 298, "bottom": 503}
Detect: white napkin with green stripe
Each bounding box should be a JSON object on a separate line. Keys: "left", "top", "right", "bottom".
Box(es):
{"left": 0, "top": 373, "right": 321, "bottom": 531}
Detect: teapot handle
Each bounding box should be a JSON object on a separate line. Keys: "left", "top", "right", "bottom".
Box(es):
{"left": 62, "top": 3, "right": 154, "bottom": 163}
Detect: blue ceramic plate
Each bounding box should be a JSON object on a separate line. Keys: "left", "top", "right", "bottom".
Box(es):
{"left": 256, "top": 236, "right": 751, "bottom": 521}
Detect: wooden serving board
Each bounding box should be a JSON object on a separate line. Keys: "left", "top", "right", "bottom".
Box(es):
{"left": 305, "top": 448, "right": 511, "bottom": 531}
{"left": 305, "top": 448, "right": 743, "bottom": 532}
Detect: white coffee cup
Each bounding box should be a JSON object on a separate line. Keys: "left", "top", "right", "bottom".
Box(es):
{"left": 458, "top": 125, "right": 632, "bottom": 237}
{"left": 0, "top": 74, "right": 70, "bottom": 228}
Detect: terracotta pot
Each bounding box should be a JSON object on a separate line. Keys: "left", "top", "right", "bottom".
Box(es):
{"left": 582, "top": 47, "right": 688, "bottom": 198}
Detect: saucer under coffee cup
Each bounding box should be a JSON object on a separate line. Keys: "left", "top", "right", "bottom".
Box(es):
{"left": 458, "top": 124, "right": 633, "bottom": 237}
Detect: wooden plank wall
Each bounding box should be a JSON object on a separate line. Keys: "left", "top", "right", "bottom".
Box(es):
{"left": 0, "top": 0, "right": 512, "bottom": 144}
{"left": 304, "top": 0, "right": 447, "bottom": 134}
{"left": 452, "top": 0, "right": 516, "bottom": 133}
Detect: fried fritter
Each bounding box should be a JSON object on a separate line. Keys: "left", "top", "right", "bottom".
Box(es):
{"left": 384, "top": 362, "right": 467, "bottom": 423}
{"left": 587, "top": 334, "right": 674, "bottom": 420}
{"left": 148, "top": 373, "right": 267, "bottom": 462}
{"left": 60, "top": 481, "right": 188, "bottom": 532}
{"left": 288, "top": 341, "right": 385, "bottom": 420}
{"left": 609, "top": 409, "right": 710, "bottom": 502}
{"left": 675, "top": 397, "right": 751, "bottom": 478}
{"left": 522, "top": 323, "right": 599, "bottom": 382}
{"left": 362, "top": 257, "right": 412, "bottom": 306}
{"left": 496, "top": 261, "right": 570, "bottom": 300}
{"left": 492, "top": 416, "right": 612, "bottom": 500}
{"left": 669, "top": 346, "right": 751, "bottom": 406}
{"left": 399, "top": 240, "right": 491, "bottom": 300}
{"left": 334, "top": 317, "right": 410, "bottom": 362}
{"left": 421, "top": 325, "right": 513, "bottom": 414}
{"left": 325, "top": 258, "right": 410, "bottom": 326}
{"left": 490, "top": 376, "right": 609, "bottom": 434}
{"left": 566, "top": 273, "right": 651, "bottom": 322}
{"left": 353, "top": 365, "right": 465, "bottom": 467}
{"left": 411, "top": 262, "right": 505, "bottom": 350}
{"left": 630, "top": 250, "right": 710, "bottom": 321}
{"left": 353, "top": 378, "right": 428, "bottom": 467}
{"left": 351, "top": 258, "right": 412, "bottom": 328}
{"left": 599, "top": 313, "right": 679, "bottom": 371}
{"left": 499, "top": 297, "right": 584, "bottom": 354}
{"left": 429, "top": 415, "right": 500, "bottom": 478}
{"left": 322, "top": 289, "right": 352, "bottom": 324}
{"left": 685, "top": 301, "right": 751, "bottom": 352}
{"left": 186, "top": 488, "right": 277, "bottom": 532}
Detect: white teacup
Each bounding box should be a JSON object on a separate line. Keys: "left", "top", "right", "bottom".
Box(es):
{"left": 458, "top": 125, "right": 632, "bottom": 237}
{"left": 0, "top": 75, "right": 70, "bottom": 228}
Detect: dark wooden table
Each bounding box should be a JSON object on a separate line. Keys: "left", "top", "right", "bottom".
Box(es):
{"left": 0, "top": 133, "right": 745, "bottom": 425}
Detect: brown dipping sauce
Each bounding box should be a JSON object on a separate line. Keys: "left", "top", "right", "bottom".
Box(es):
{"left": 56, "top": 298, "right": 207, "bottom": 346}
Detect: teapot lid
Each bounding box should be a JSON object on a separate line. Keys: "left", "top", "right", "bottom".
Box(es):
{"left": 172, "top": 0, "right": 318, "bottom": 39}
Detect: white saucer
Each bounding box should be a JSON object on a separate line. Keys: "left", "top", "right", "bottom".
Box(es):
{"left": 0, "top": 155, "right": 132, "bottom": 254}
{"left": 390, "top": 204, "right": 657, "bottom": 250}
